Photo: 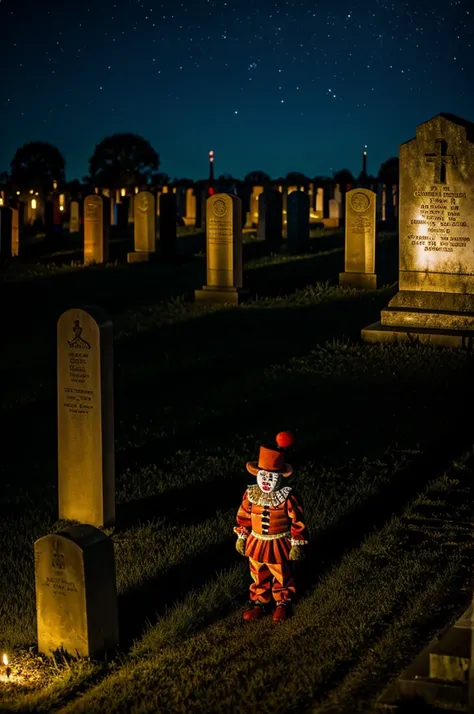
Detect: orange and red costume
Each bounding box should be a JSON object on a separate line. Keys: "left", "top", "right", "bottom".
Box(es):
{"left": 234, "top": 432, "right": 308, "bottom": 612}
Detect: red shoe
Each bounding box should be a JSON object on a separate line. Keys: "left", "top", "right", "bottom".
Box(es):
{"left": 272, "top": 603, "right": 291, "bottom": 623}
{"left": 243, "top": 604, "right": 265, "bottom": 622}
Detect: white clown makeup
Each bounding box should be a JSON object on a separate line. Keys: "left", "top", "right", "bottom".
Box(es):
{"left": 257, "top": 469, "right": 283, "bottom": 494}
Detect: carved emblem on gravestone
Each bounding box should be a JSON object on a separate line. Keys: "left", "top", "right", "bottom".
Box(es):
{"left": 425, "top": 138, "right": 457, "bottom": 184}
{"left": 67, "top": 320, "right": 91, "bottom": 349}
{"left": 85, "top": 200, "right": 99, "bottom": 220}
{"left": 138, "top": 194, "right": 149, "bottom": 212}
{"left": 52, "top": 550, "right": 65, "bottom": 570}
{"left": 350, "top": 192, "right": 371, "bottom": 213}
{"left": 213, "top": 199, "right": 227, "bottom": 218}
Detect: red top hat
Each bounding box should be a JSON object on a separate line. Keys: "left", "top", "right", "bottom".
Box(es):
{"left": 246, "top": 432, "right": 294, "bottom": 478}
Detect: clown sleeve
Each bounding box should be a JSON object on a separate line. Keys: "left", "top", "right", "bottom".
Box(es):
{"left": 287, "top": 492, "right": 309, "bottom": 546}
{"left": 234, "top": 490, "right": 252, "bottom": 539}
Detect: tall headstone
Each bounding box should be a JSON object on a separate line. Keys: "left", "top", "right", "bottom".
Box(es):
{"left": 195, "top": 193, "right": 245, "bottom": 305}
{"left": 339, "top": 189, "right": 377, "bottom": 289}
{"left": 287, "top": 191, "right": 310, "bottom": 254}
{"left": 128, "top": 191, "right": 156, "bottom": 262}
{"left": 159, "top": 192, "right": 177, "bottom": 259}
{"left": 83, "top": 195, "right": 109, "bottom": 265}
{"left": 258, "top": 189, "right": 283, "bottom": 253}
{"left": 185, "top": 188, "right": 196, "bottom": 226}
{"left": 69, "top": 201, "right": 80, "bottom": 233}
{"left": 0, "top": 206, "right": 13, "bottom": 262}
{"left": 363, "top": 113, "right": 474, "bottom": 347}
{"left": 11, "top": 207, "right": 19, "bottom": 256}
{"left": 57, "top": 306, "right": 115, "bottom": 527}
{"left": 35, "top": 524, "right": 118, "bottom": 659}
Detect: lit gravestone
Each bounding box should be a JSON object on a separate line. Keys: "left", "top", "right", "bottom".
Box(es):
{"left": 195, "top": 193, "right": 245, "bottom": 304}
{"left": 69, "top": 201, "right": 80, "bottom": 234}
{"left": 287, "top": 191, "right": 310, "bottom": 253}
{"left": 128, "top": 191, "right": 156, "bottom": 262}
{"left": 185, "top": 188, "right": 196, "bottom": 226}
{"left": 83, "top": 195, "right": 109, "bottom": 264}
{"left": 57, "top": 306, "right": 115, "bottom": 527}
{"left": 258, "top": 189, "right": 283, "bottom": 253}
{"left": 159, "top": 192, "right": 177, "bottom": 259}
{"left": 35, "top": 524, "right": 118, "bottom": 659}
{"left": 363, "top": 113, "right": 474, "bottom": 347}
{"left": 339, "top": 188, "right": 377, "bottom": 289}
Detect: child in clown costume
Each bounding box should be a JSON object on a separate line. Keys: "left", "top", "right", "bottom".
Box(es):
{"left": 234, "top": 432, "right": 308, "bottom": 622}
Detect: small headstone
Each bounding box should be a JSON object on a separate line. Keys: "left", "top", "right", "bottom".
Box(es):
{"left": 69, "top": 201, "right": 80, "bottom": 233}
{"left": 159, "top": 193, "right": 177, "bottom": 259}
{"left": 363, "top": 113, "right": 474, "bottom": 347}
{"left": 195, "top": 193, "right": 245, "bottom": 305}
{"left": 128, "top": 191, "right": 156, "bottom": 263}
{"left": 83, "top": 195, "right": 109, "bottom": 264}
{"left": 339, "top": 189, "right": 377, "bottom": 289}
{"left": 185, "top": 188, "right": 196, "bottom": 226}
{"left": 287, "top": 191, "right": 310, "bottom": 253}
{"left": 35, "top": 524, "right": 118, "bottom": 659}
{"left": 57, "top": 306, "right": 115, "bottom": 527}
{"left": 11, "top": 207, "right": 19, "bottom": 256}
{"left": 258, "top": 189, "right": 283, "bottom": 253}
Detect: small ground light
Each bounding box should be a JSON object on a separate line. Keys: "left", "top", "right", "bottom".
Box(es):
{"left": 2, "top": 653, "right": 11, "bottom": 678}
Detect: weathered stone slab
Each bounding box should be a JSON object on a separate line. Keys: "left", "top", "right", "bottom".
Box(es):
{"left": 57, "top": 307, "right": 115, "bottom": 527}
{"left": 35, "top": 524, "right": 118, "bottom": 659}
{"left": 128, "top": 191, "right": 156, "bottom": 262}
{"left": 69, "top": 201, "right": 80, "bottom": 233}
{"left": 83, "top": 195, "right": 109, "bottom": 264}
{"left": 340, "top": 188, "right": 377, "bottom": 289}
{"left": 287, "top": 191, "right": 310, "bottom": 253}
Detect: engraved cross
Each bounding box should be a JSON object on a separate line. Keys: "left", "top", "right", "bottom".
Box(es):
{"left": 424, "top": 138, "right": 456, "bottom": 184}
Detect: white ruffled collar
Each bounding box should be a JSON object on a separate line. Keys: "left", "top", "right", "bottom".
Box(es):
{"left": 247, "top": 484, "right": 292, "bottom": 507}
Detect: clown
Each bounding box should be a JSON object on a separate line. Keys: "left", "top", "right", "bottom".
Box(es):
{"left": 234, "top": 431, "right": 308, "bottom": 622}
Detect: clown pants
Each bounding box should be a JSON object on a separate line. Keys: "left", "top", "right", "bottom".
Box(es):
{"left": 248, "top": 557, "right": 296, "bottom": 604}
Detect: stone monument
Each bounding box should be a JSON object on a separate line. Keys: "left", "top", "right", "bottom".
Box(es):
{"left": 35, "top": 524, "right": 118, "bottom": 659}
{"left": 363, "top": 113, "right": 474, "bottom": 347}
{"left": 83, "top": 195, "right": 109, "bottom": 265}
{"left": 128, "top": 191, "right": 156, "bottom": 262}
{"left": 159, "top": 192, "right": 177, "bottom": 259}
{"left": 340, "top": 188, "right": 377, "bottom": 289}
{"left": 69, "top": 201, "right": 80, "bottom": 234}
{"left": 0, "top": 206, "right": 13, "bottom": 261}
{"left": 57, "top": 306, "right": 115, "bottom": 527}
{"left": 195, "top": 193, "right": 245, "bottom": 305}
{"left": 258, "top": 189, "right": 283, "bottom": 253}
{"left": 287, "top": 191, "right": 310, "bottom": 253}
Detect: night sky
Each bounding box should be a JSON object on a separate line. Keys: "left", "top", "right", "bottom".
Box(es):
{"left": 1, "top": 0, "right": 472, "bottom": 182}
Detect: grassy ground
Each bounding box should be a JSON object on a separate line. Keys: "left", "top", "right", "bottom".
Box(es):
{"left": 0, "top": 228, "right": 473, "bottom": 712}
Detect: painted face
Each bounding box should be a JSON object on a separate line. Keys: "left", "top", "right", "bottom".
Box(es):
{"left": 257, "top": 469, "right": 283, "bottom": 494}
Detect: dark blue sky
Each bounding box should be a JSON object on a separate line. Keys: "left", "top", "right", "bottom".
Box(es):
{"left": 1, "top": 0, "right": 472, "bottom": 182}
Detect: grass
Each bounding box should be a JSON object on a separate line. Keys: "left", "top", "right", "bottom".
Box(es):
{"left": 0, "top": 227, "right": 473, "bottom": 712}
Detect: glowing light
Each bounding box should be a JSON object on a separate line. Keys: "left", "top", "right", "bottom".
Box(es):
{"left": 29, "top": 189, "right": 34, "bottom": 194}
{"left": 209, "top": 150, "right": 214, "bottom": 162}
{"left": 31, "top": 199, "right": 37, "bottom": 210}
{"left": 0, "top": 198, "right": 3, "bottom": 206}
{"left": 53, "top": 181, "right": 58, "bottom": 190}
{"left": 16, "top": 191, "right": 20, "bottom": 196}
{"left": 59, "top": 205, "right": 64, "bottom": 211}
{"left": 2, "top": 654, "right": 8, "bottom": 667}
{"left": 121, "top": 188, "right": 126, "bottom": 197}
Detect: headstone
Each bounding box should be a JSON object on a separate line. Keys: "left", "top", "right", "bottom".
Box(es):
{"left": 250, "top": 186, "right": 264, "bottom": 225}
{"left": 83, "top": 195, "right": 109, "bottom": 264}
{"left": 287, "top": 191, "right": 310, "bottom": 253}
{"left": 57, "top": 306, "right": 115, "bottom": 527}
{"left": 185, "top": 188, "right": 196, "bottom": 226}
{"left": 35, "top": 524, "right": 118, "bottom": 659}
{"left": 11, "top": 207, "right": 19, "bottom": 256}
{"left": 363, "top": 113, "right": 474, "bottom": 348}
{"left": 258, "top": 189, "right": 283, "bottom": 253}
{"left": 159, "top": 192, "right": 177, "bottom": 259}
{"left": 128, "top": 191, "right": 156, "bottom": 262}
{"left": 69, "top": 201, "right": 80, "bottom": 233}
{"left": 0, "top": 207, "right": 13, "bottom": 262}
{"left": 195, "top": 193, "right": 245, "bottom": 305}
{"left": 339, "top": 189, "right": 377, "bottom": 289}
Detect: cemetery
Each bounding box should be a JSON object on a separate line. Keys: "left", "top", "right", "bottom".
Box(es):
{"left": 0, "top": 113, "right": 473, "bottom": 713}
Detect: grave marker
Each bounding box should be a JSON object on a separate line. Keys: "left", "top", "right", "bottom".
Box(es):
{"left": 69, "top": 201, "right": 80, "bottom": 233}
{"left": 363, "top": 113, "right": 474, "bottom": 347}
{"left": 57, "top": 307, "right": 115, "bottom": 527}
{"left": 128, "top": 191, "right": 156, "bottom": 262}
{"left": 195, "top": 193, "right": 245, "bottom": 304}
{"left": 287, "top": 191, "right": 310, "bottom": 253}
{"left": 159, "top": 192, "right": 177, "bottom": 259}
{"left": 258, "top": 189, "right": 283, "bottom": 253}
{"left": 35, "top": 524, "right": 118, "bottom": 659}
{"left": 339, "top": 188, "right": 377, "bottom": 289}
{"left": 83, "top": 195, "right": 109, "bottom": 264}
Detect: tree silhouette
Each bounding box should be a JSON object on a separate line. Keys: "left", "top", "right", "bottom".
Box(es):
{"left": 88, "top": 133, "right": 159, "bottom": 189}
{"left": 333, "top": 168, "right": 354, "bottom": 190}
{"left": 285, "top": 171, "right": 309, "bottom": 188}
{"left": 10, "top": 141, "right": 66, "bottom": 196}
{"left": 378, "top": 157, "right": 399, "bottom": 185}
{"left": 244, "top": 170, "right": 271, "bottom": 185}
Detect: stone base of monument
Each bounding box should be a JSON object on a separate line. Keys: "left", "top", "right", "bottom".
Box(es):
{"left": 362, "top": 290, "right": 474, "bottom": 348}
{"left": 127, "top": 251, "right": 156, "bottom": 263}
{"left": 194, "top": 285, "right": 249, "bottom": 305}
{"left": 377, "top": 606, "right": 471, "bottom": 711}
{"left": 339, "top": 272, "right": 377, "bottom": 290}
{"left": 322, "top": 218, "right": 340, "bottom": 229}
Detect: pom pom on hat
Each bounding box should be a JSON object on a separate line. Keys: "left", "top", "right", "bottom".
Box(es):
{"left": 276, "top": 431, "right": 295, "bottom": 449}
